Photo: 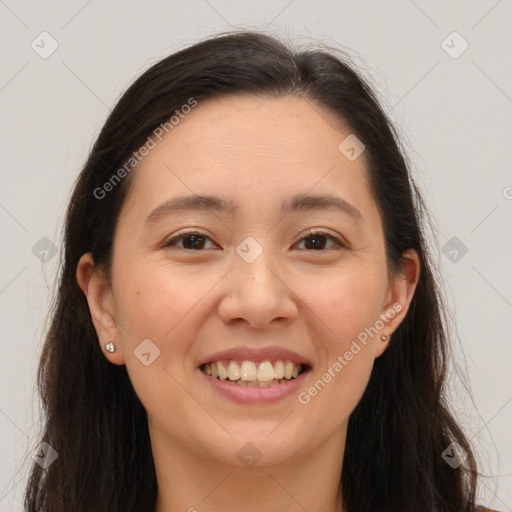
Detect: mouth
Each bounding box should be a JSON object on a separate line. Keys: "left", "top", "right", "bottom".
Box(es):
{"left": 200, "top": 359, "right": 309, "bottom": 388}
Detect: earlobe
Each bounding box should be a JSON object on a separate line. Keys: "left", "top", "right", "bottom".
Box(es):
{"left": 76, "top": 253, "right": 125, "bottom": 365}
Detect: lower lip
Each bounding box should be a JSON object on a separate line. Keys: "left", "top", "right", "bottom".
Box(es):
{"left": 199, "top": 368, "right": 311, "bottom": 404}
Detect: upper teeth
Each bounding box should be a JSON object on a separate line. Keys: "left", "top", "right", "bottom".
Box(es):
{"left": 203, "top": 360, "right": 302, "bottom": 381}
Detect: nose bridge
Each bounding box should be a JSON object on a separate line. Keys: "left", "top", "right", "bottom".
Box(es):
{"left": 241, "top": 254, "right": 278, "bottom": 293}
{"left": 218, "top": 237, "right": 297, "bottom": 327}
{"left": 234, "top": 241, "right": 283, "bottom": 301}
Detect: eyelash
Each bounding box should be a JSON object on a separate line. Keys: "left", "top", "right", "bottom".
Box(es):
{"left": 161, "top": 229, "right": 346, "bottom": 251}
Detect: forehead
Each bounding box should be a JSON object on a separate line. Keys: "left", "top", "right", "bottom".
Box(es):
{"left": 123, "top": 94, "right": 373, "bottom": 217}
{"left": 156, "top": 94, "right": 351, "bottom": 163}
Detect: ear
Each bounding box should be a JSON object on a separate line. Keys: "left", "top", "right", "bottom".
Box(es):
{"left": 76, "top": 253, "right": 125, "bottom": 365}
{"left": 374, "top": 249, "right": 420, "bottom": 358}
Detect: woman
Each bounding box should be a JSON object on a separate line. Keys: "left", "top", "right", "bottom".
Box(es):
{"left": 24, "top": 31, "right": 492, "bottom": 511}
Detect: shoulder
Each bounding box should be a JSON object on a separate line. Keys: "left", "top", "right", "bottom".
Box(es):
{"left": 475, "top": 506, "right": 501, "bottom": 512}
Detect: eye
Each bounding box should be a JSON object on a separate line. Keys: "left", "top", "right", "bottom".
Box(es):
{"left": 161, "top": 230, "right": 345, "bottom": 252}
{"left": 294, "top": 230, "right": 345, "bottom": 251}
{"left": 161, "top": 231, "right": 218, "bottom": 251}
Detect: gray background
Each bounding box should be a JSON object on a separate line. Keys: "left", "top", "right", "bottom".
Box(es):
{"left": 0, "top": 0, "right": 510, "bottom": 510}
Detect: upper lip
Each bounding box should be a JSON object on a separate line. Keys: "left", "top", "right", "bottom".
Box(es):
{"left": 197, "top": 346, "right": 312, "bottom": 367}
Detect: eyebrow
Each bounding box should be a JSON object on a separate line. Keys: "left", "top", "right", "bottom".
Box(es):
{"left": 144, "top": 192, "right": 362, "bottom": 224}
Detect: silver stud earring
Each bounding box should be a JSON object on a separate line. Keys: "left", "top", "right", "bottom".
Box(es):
{"left": 105, "top": 342, "right": 116, "bottom": 353}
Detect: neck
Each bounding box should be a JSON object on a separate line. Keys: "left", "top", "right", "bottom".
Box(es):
{"left": 152, "top": 426, "right": 347, "bottom": 512}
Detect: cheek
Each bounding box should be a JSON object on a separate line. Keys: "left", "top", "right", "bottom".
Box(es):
{"left": 114, "top": 266, "right": 210, "bottom": 412}
{"left": 109, "top": 265, "right": 204, "bottom": 407}
{"left": 307, "top": 347, "right": 374, "bottom": 433}
{"left": 292, "top": 264, "right": 385, "bottom": 423}
{"left": 113, "top": 262, "right": 210, "bottom": 342}
{"left": 297, "top": 262, "right": 387, "bottom": 344}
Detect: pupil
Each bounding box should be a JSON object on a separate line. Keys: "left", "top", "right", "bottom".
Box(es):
{"left": 306, "top": 235, "right": 326, "bottom": 250}
{"left": 184, "top": 234, "right": 205, "bottom": 249}
{"left": 182, "top": 234, "right": 328, "bottom": 250}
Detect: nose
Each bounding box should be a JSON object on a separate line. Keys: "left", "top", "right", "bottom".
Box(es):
{"left": 217, "top": 250, "right": 298, "bottom": 329}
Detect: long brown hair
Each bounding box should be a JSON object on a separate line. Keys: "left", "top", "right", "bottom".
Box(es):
{"left": 25, "top": 31, "right": 477, "bottom": 511}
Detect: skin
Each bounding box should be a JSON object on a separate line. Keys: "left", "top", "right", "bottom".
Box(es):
{"left": 77, "top": 95, "right": 419, "bottom": 512}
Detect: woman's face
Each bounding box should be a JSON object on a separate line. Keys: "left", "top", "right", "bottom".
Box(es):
{"left": 79, "top": 94, "right": 418, "bottom": 470}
